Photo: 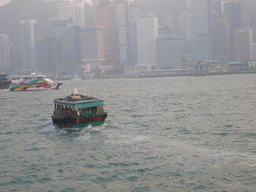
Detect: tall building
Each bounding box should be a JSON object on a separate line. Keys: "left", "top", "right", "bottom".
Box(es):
{"left": 165, "top": 15, "right": 174, "bottom": 34}
{"left": 57, "top": 1, "right": 85, "bottom": 26}
{"left": 97, "top": 1, "right": 119, "bottom": 69}
{"left": 0, "top": 34, "right": 10, "bottom": 72}
{"left": 127, "top": 4, "right": 142, "bottom": 66}
{"left": 212, "top": 14, "right": 231, "bottom": 62}
{"left": 114, "top": 0, "right": 129, "bottom": 66}
{"left": 80, "top": 26, "right": 105, "bottom": 66}
{"left": 190, "top": 0, "right": 212, "bottom": 61}
{"left": 136, "top": 13, "right": 158, "bottom": 66}
{"left": 58, "top": 26, "right": 76, "bottom": 74}
{"left": 179, "top": 11, "right": 191, "bottom": 42}
{"left": 240, "top": 0, "right": 256, "bottom": 27}
{"left": 235, "top": 28, "right": 253, "bottom": 62}
{"left": 37, "top": 37, "right": 62, "bottom": 76}
{"left": 224, "top": 2, "right": 242, "bottom": 61}
{"left": 20, "top": 19, "right": 37, "bottom": 71}
{"left": 156, "top": 34, "right": 184, "bottom": 69}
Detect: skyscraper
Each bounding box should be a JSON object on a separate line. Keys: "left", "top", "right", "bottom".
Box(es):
{"left": 156, "top": 34, "right": 184, "bottom": 69}
{"left": 165, "top": 15, "right": 174, "bottom": 34}
{"left": 114, "top": 0, "right": 129, "bottom": 66}
{"left": 58, "top": 26, "right": 76, "bottom": 74}
{"left": 136, "top": 13, "right": 158, "bottom": 66}
{"left": 37, "top": 37, "right": 62, "bottom": 76}
{"left": 212, "top": 14, "right": 231, "bottom": 62}
{"left": 190, "top": 0, "right": 212, "bottom": 61}
{"left": 20, "top": 19, "right": 37, "bottom": 71}
{"left": 240, "top": 0, "right": 256, "bottom": 27}
{"left": 57, "top": 1, "right": 85, "bottom": 26}
{"left": 127, "top": 4, "right": 142, "bottom": 66}
{"left": 179, "top": 11, "right": 191, "bottom": 42}
{"left": 235, "top": 28, "right": 253, "bottom": 62}
{"left": 97, "top": 1, "right": 119, "bottom": 69}
{"left": 224, "top": 2, "right": 242, "bottom": 61}
{"left": 80, "top": 26, "right": 105, "bottom": 66}
{"left": 0, "top": 34, "right": 10, "bottom": 72}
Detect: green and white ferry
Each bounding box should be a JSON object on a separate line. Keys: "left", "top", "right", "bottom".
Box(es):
{"left": 52, "top": 94, "right": 108, "bottom": 128}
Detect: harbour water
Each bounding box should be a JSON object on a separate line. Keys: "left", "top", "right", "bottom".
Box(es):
{"left": 1, "top": 74, "right": 256, "bottom": 191}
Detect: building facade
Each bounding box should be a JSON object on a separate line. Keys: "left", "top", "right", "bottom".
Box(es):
{"left": 235, "top": 28, "right": 253, "bottom": 62}
{"left": 190, "top": 0, "right": 212, "bottom": 61}
{"left": 0, "top": 34, "right": 10, "bottom": 72}
{"left": 37, "top": 37, "right": 62, "bottom": 77}
{"left": 136, "top": 13, "right": 158, "bottom": 67}
{"left": 156, "top": 35, "right": 184, "bottom": 69}
{"left": 224, "top": 2, "right": 242, "bottom": 61}
{"left": 114, "top": 0, "right": 129, "bottom": 66}
{"left": 20, "top": 19, "right": 37, "bottom": 71}
{"left": 97, "top": 1, "right": 119, "bottom": 69}
{"left": 212, "top": 15, "right": 231, "bottom": 62}
{"left": 127, "top": 4, "right": 142, "bottom": 66}
{"left": 80, "top": 26, "right": 105, "bottom": 65}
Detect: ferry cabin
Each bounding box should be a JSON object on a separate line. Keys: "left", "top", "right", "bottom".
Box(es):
{"left": 52, "top": 98, "right": 107, "bottom": 128}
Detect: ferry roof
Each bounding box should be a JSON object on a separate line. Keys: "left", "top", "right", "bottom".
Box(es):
{"left": 54, "top": 96, "right": 104, "bottom": 109}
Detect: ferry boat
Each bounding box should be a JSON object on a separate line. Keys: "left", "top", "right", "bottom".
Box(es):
{"left": 52, "top": 94, "right": 108, "bottom": 128}
{"left": 10, "top": 73, "right": 62, "bottom": 91}
{"left": 0, "top": 73, "right": 11, "bottom": 89}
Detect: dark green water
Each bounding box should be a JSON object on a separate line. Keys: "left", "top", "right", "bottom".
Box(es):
{"left": 1, "top": 74, "right": 256, "bottom": 191}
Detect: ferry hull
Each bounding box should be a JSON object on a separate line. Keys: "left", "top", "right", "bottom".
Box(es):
{"left": 52, "top": 113, "right": 108, "bottom": 128}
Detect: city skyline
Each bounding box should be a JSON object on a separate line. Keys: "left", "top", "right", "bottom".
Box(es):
{"left": 0, "top": 0, "right": 256, "bottom": 77}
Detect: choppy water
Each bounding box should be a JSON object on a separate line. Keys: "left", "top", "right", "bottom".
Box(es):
{"left": 1, "top": 74, "right": 256, "bottom": 191}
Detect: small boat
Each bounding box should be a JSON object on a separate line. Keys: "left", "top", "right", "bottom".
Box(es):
{"left": 52, "top": 94, "right": 108, "bottom": 128}
{"left": 0, "top": 73, "right": 11, "bottom": 89}
{"left": 10, "top": 72, "right": 62, "bottom": 91}
{"left": 71, "top": 75, "right": 82, "bottom": 81}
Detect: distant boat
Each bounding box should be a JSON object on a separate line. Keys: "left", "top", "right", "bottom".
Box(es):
{"left": 10, "top": 72, "right": 62, "bottom": 91}
{"left": 71, "top": 75, "right": 82, "bottom": 81}
{"left": 0, "top": 73, "right": 12, "bottom": 89}
{"left": 52, "top": 94, "right": 108, "bottom": 128}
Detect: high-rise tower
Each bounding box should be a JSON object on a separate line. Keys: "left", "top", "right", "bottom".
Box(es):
{"left": 97, "top": 1, "right": 119, "bottom": 69}
{"left": 190, "top": 0, "right": 212, "bottom": 61}
{"left": 20, "top": 19, "right": 37, "bottom": 71}
{"left": 224, "top": 2, "right": 242, "bottom": 61}
{"left": 0, "top": 34, "right": 10, "bottom": 72}
{"left": 235, "top": 28, "right": 253, "bottom": 62}
{"left": 136, "top": 13, "right": 158, "bottom": 66}
{"left": 212, "top": 14, "right": 231, "bottom": 62}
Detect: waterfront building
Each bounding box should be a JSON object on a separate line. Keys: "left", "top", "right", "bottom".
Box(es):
{"left": 97, "top": 1, "right": 119, "bottom": 69}
{"left": 190, "top": 0, "right": 212, "bottom": 61}
{"left": 58, "top": 26, "right": 76, "bottom": 74}
{"left": 250, "top": 43, "right": 256, "bottom": 60}
{"left": 136, "top": 13, "right": 158, "bottom": 67}
{"left": 80, "top": 26, "right": 105, "bottom": 66}
{"left": 114, "top": 0, "right": 129, "bottom": 66}
{"left": 156, "top": 34, "right": 184, "bottom": 69}
{"left": 248, "top": 58, "right": 256, "bottom": 70}
{"left": 235, "top": 28, "right": 253, "bottom": 62}
{"left": 20, "top": 19, "right": 37, "bottom": 72}
{"left": 127, "top": 4, "right": 142, "bottom": 66}
{"left": 223, "top": 2, "right": 242, "bottom": 61}
{"left": 37, "top": 37, "right": 62, "bottom": 77}
{"left": 212, "top": 14, "right": 231, "bottom": 62}
{"left": 0, "top": 34, "right": 10, "bottom": 72}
